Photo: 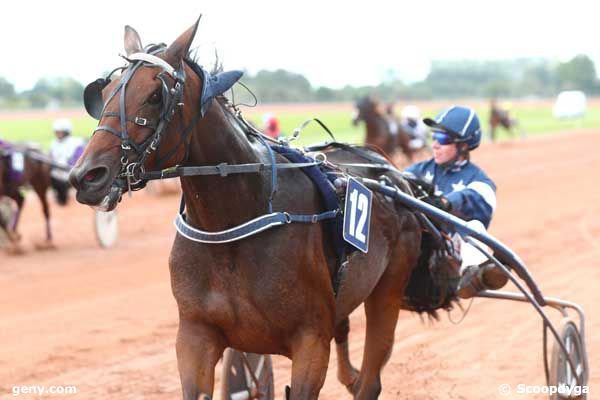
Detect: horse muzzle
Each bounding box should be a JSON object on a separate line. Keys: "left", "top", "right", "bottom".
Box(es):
{"left": 69, "top": 163, "right": 120, "bottom": 210}
{"left": 92, "top": 185, "right": 123, "bottom": 212}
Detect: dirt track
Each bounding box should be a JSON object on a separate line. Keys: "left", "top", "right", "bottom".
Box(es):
{"left": 0, "top": 130, "right": 598, "bottom": 399}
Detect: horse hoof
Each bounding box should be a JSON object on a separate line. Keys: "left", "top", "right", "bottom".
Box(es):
{"left": 340, "top": 368, "right": 359, "bottom": 394}
{"left": 34, "top": 240, "right": 56, "bottom": 251}
{"left": 4, "top": 243, "right": 25, "bottom": 255}
{"left": 6, "top": 231, "right": 22, "bottom": 242}
{"left": 345, "top": 380, "right": 358, "bottom": 395}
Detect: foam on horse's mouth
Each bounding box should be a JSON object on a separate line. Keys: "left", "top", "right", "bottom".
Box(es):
{"left": 92, "top": 186, "right": 122, "bottom": 212}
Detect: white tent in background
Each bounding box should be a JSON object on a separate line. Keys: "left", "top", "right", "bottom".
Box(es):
{"left": 553, "top": 90, "right": 587, "bottom": 119}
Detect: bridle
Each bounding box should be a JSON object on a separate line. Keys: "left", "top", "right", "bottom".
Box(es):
{"left": 83, "top": 44, "right": 186, "bottom": 192}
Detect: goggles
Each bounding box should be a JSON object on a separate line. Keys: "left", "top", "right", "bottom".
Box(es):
{"left": 431, "top": 130, "right": 457, "bottom": 145}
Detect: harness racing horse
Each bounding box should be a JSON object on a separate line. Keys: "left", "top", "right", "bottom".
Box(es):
{"left": 70, "top": 19, "right": 427, "bottom": 400}
{"left": 0, "top": 147, "right": 54, "bottom": 253}
{"left": 489, "top": 99, "right": 520, "bottom": 141}
{"left": 353, "top": 96, "right": 414, "bottom": 162}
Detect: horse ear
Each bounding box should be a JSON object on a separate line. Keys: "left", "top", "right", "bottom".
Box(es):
{"left": 164, "top": 15, "right": 201, "bottom": 68}
{"left": 124, "top": 25, "right": 143, "bottom": 56}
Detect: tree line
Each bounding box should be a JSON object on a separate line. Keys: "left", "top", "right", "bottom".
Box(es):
{"left": 0, "top": 54, "right": 598, "bottom": 108}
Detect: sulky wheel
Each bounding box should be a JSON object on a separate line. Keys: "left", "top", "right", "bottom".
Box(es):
{"left": 549, "top": 319, "right": 588, "bottom": 399}
{"left": 94, "top": 210, "right": 119, "bottom": 248}
{"left": 221, "top": 349, "right": 274, "bottom": 400}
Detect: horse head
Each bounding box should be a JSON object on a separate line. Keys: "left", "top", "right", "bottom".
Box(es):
{"left": 353, "top": 96, "right": 381, "bottom": 127}
{"left": 70, "top": 17, "right": 242, "bottom": 211}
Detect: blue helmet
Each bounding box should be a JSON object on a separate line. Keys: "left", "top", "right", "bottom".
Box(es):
{"left": 423, "top": 106, "right": 482, "bottom": 150}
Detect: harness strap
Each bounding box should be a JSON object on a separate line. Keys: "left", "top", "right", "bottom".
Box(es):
{"left": 94, "top": 124, "right": 154, "bottom": 156}
{"left": 305, "top": 141, "right": 388, "bottom": 165}
{"left": 255, "top": 134, "right": 277, "bottom": 213}
{"left": 100, "top": 111, "right": 159, "bottom": 130}
{"left": 174, "top": 209, "right": 339, "bottom": 244}
{"left": 140, "top": 160, "right": 323, "bottom": 180}
{"left": 334, "top": 162, "right": 398, "bottom": 172}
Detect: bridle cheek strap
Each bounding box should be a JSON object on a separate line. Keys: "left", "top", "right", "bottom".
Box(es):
{"left": 90, "top": 50, "right": 185, "bottom": 191}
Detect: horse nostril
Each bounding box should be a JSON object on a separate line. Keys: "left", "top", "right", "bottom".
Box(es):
{"left": 85, "top": 169, "right": 99, "bottom": 182}
{"left": 70, "top": 165, "right": 110, "bottom": 190}
{"left": 83, "top": 166, "right": 109, "bottom": 186}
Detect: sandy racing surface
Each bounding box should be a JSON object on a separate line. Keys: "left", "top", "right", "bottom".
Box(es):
{"left": 0, "top": 129, "right": 598, "bottom": 399}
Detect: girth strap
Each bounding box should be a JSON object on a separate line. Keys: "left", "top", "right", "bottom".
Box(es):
{"left": 174, "top": 210, "right": 339, "bottom": 244}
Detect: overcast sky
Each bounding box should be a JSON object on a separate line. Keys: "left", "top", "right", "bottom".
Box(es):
{"left": 2, "top": 0, "right": 598, "bottom": 90}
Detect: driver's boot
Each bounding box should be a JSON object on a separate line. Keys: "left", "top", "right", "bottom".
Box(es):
{"left": 457, "top": 261, "right": 509, "bottom": 299}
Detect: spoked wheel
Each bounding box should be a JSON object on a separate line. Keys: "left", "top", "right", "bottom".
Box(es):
{"left": 94, "top": 210, "right": 118, "bottom": 248}
{"left": 221, "top": 349, "right": 274, "bottom": 400}
{"left": 549, "top": 319, "right": 588, "bottom": 399}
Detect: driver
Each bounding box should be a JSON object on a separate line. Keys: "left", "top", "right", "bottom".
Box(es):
{"left": 400, "top": 105, "right": 429, "bottom": 150}
{"left": 405, "top": 105, "right": 507, "bottom": 299}
{"left": 49, "top": 118, "right": 85, "bottom": 205}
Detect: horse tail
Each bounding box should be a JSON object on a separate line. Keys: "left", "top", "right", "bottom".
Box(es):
{"left": 403, "top": 231, "right": 459, "bottom": 320}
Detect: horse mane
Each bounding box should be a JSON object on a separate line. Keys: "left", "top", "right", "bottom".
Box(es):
{"left": 186, "top": 47, "right": 223, "bottom": 75}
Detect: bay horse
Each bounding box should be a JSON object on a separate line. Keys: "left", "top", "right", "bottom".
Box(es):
{"left": 69, "top": 18, "right": 429, "bottom": 400}
{"left": 353, "top": 96, "right": 414, "bottom": 162}
{"left": 0, "top": 146, "right": 53, "bottom": 253}
{"left": 489, "top": 99, "right": 520, "bottom": 141}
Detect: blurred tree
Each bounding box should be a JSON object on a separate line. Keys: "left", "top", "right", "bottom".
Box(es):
{"left": 518, "top": 62, "right": 559, "bottom": 96}
{"left": 0, "top": 77, "right": 16, "bottom": 99}
{"left": 314, "top": 86, "right": 336, "bottom": 102}
{"left": 1, "top": 56, "right": 599, "bottom": 107}
{"left": 244, "top": 69, "right": 313, "bottom": 102}
{"left": 50, "top": 77, "right": 84, "bottom": 104}
{"left": 22, "top": 77, "right": 84, "bottom": 108}
{"left": 556, "top": 55, "right": 597, "bottom": 92}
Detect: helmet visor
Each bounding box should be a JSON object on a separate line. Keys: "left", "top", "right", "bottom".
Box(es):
{"left": 432, "top": 130, "right": 456, "bottom": 145}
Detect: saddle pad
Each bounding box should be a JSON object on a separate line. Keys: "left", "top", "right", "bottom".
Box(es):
{"left": 269, "top": 144, "right": 348, "bottom": 261}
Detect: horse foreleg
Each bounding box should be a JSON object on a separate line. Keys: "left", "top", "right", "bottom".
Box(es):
{"left": 2, "top": 194, "right": 24, "bottom": 254}
{"left": 176, "top": 319, "right": 226, "bottom": 400}
{"left": 353, "top": 222, "right": 419, "bottom": 400}
{"left": 490, "top": 125, "right": 496, "bottom": 142}
{"left": 32, "top": 182, "right": 52, "bottom": 242}
{"left": 9, "top": 192, "right": 24, "bottom": 238}
{"left": 353, "top": 277, "right": 405, "bottom": 400}
{"left": 289, "top": 330, "right": 330, "bottom": 400}
{"left": 334, "top": 318, "right": 359, "bottom": 392}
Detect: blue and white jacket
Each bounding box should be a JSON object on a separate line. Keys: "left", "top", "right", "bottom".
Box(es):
{"left": 405, "top": 159, "right": 497, "bottom": 228}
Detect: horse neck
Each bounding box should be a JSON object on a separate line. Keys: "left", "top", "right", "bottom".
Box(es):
{"left": 180, "top": 99, "right": 269, "bottom": 231}
{"left": 364, "top": 111, "right": 388, "bottom": 137}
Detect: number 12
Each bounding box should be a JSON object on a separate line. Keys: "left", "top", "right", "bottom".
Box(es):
{"left": 348, "top": 189, "right": 368, "bottom": 243}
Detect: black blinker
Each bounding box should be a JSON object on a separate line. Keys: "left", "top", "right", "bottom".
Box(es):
{"left": 83, "top": 78, "right": 111, "bottom": 120}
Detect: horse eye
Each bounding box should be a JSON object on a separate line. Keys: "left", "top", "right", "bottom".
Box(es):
{"left": 148, "top": 90, "right": 162, "bottom": 105}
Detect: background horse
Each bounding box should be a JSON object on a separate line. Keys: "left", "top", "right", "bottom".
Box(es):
{"left": 353, "top": 96, "right": 415, "bottom": 162}
{"left": 489, "top": 99, "right": 521, "bottom": 141}
{"left": 70, "top": 20, "right": 436, "bottom": 400}
{"left": 0, "top": 146, "right": 54, "bottom": 253}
